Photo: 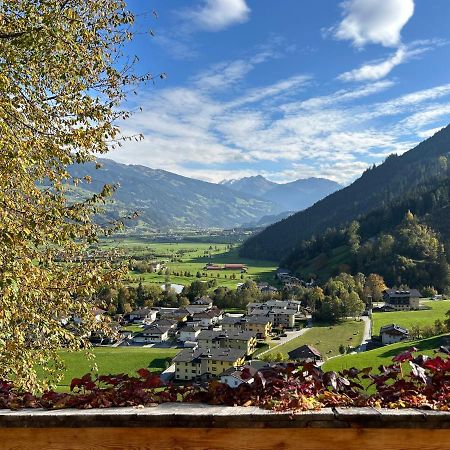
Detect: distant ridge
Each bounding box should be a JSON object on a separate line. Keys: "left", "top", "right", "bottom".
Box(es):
{"left": 222, "top": 175, "right": 341, "bottom": 212}
{"left": 69, "top": 159, "right": 279, "bottom": 230}
{"left": 68, "top": 159, "right": 341, "bottom": 232}
{"left": 240, "top": 125, "right": 450, "bottom": 261}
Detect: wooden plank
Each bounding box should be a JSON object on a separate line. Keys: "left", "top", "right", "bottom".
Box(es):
{"left": 1, "top": 427, "right": 449, "bottom": 450}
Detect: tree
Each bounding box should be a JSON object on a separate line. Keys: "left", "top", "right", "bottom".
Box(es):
{"left": 0, "top": 1, "right": 157, "bottom": 390}
{"left": 445, "top": 310, "right": 450, "bottom": 333}
{"left": 342, "top": 291, "right": 365, "bottom": 318}
{"left": 347, "top": 220, "right": 360, "bottom": 254}
{"left": 136, "top": 282, "right": 146, "bottom": 307}
{"left": 306, "top": 286, "right": 325, "bottom": 312}
{"left": 365, "top": 274, "right": 387, "bottom": 303}
{"left": 117, "top": 287, "right": 130, "bottom": 315}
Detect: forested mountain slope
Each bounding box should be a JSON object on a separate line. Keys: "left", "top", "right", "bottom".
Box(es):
{"left": 282, "top": 175, "right": 450, "bottom": 290}
{"left": 240, "top": 125, "right": 450, "bottom": 261}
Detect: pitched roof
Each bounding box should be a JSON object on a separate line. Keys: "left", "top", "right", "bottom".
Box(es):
{"left": 220, "top": 365, "right": 258, "bottom": 381}
{"left": 193, "top": 296, "right": 213, "bottom": 305}
{"left": 193, "top": 307, "right": 223, "bottom": 319}
{"left": 153, "top": 318, "right": 177, "bottom": 328}
{"left": 380, "top": 324, "right": 409, "bottom": 335}
{"left": 197, "top": 329, "right": 256, "bottom": 341}
{"left": 221, "top": 316, "right": 243, "bottom": 325}
{"left": 173, "top": 347, "right": 246, "bottom": 363}
{"left": 385, "top": 289, "right": 422, "bottom": 298}
{"left": 138, "top": 325, "right": 171, "bottom": 336}
{"left": 130, "top": 307, "right": 156, "bottom": 316}
{"left": 179, "top": 325, "right": 200, "bottom": 333}
{"left": 242, "top": 315, "right": 272, "bottom": 325}
{"left": 288, "top": 344, "right": 321, "bottom": 361}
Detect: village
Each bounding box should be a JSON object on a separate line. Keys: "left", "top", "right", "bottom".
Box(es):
{"left": 83, "top": 264, "right": 448, "bottom": 388}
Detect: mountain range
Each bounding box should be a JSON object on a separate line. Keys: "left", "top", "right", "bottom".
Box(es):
{"left": 222, "top": 176, "right": 341, "bottom": 212}
{"left": 69, "top": 159, "right": 338, "bottom": 231}
{"left": 240, "top": 125, "right": 450, "bottom": 268}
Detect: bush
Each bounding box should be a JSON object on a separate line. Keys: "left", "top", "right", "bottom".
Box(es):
{"left": 1, "top": 348, "right": 449, "bottom": 411}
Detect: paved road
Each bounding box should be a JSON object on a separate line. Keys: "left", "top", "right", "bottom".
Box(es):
{"left": 357, "top": 315, "right": 372, "bottom": 352}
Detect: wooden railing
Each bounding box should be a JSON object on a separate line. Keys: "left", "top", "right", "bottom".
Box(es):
{"left": 1, "top": 404, "right": 450, "bottom": 449}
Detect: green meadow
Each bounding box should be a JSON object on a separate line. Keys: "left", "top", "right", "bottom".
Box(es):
{"left": 98, "top": 238, "right": 278, "bottom": 290}
{"left": 372, "top": 300, "right": 450, "bottom": 335}
{"left": 264, "top": 320, "right": 365, "bottom": 360}
{"left": 323, "top": 334, "right": 449, "bottom": 373}
{"left": 52, "top": 347, "right": 179, "bottom": 392}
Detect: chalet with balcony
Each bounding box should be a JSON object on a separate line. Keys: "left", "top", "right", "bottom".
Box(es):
{"left": 383, "top": 289, "right": 422, "bottom": 311}
{"left": 132, "top": 325, "right": 171, "bottom": 344}
{"left": 380, "top": 324, "right": 409, "bottom": 344}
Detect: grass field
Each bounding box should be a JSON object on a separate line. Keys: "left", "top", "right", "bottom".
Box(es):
{"left": 99, "top": 238, "right": 278, "bottom": 290}
{"left": 52, "top": 347, "right": 179, "bottom": 391}
{"left": 323, "top": 334, "right": 450, "bottom": 373}
{"left": 372, "top": 300, "right": 450, "bottom": 335}
{"left": 264, "top": 320, "right": 365, "bottom": 360}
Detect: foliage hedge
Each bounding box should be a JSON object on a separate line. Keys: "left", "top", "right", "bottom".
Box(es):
{"left": 1, "top": 348, "right": 448, "bottom": 411}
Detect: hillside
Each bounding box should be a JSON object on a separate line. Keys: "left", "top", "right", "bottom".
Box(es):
{"left": 69, "top": 159, "right": 280, "bottom": 230}
{"left": 223, "top": 175, "right": 340, "bottom": 212}
{"left": 240, "top": 125, "right": 450, "bottom": 261}
{"left": 283, "top": 174, "right": 450, "bottom": 288}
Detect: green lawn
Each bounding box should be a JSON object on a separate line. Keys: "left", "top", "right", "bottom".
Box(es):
{"left": 372, "top": 300, "right": 450, "bottom": 335}
{"left": 323, "top": 334, "right": 450, "bottom": 373}
{"left": 121, "top": 324, "right": 144, "bottom": 333}
{"left": 50, "top": 347, "right": 178, "bottom": 391}
{"left": 264, "top": 320, "right": 365, "bottom": 360}
{"left": 99, "top": 238, "right": 278, "bottom": 290}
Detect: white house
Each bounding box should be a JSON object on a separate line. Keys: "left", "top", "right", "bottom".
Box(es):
{"left": 192, "top": 307, "right": 223, "bottom": 328}
{"left": 128, "top": 308, "right": 157, "bottom": 324}
{"left": 132, "top": 325, "right": 170, "bottom": 344}
{"left": 179, "top": 325, "right": 201, "bottom": 342}
{"left": 380, "top": 324, "right": 409, "bottom": 345}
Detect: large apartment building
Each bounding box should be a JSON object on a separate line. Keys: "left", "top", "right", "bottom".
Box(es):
{"left": 173, "top": 347, "right": 246, "bottom": 381}
{"left": 196, "top": 330, "right": 257, "bottom": 355}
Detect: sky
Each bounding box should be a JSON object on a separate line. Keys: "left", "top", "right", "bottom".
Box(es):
{"left": 108, "top": 0, "right": 450, "bottom": 185}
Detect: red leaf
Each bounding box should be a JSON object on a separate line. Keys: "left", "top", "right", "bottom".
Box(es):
{"left": 137, "top": 368, "right": 151, "bottom": 379}
{"left": 70, "top": 378, "right": 82, "bottom": 391}
{"left": 392, "top": 347, "right": 417, "bottom": 363}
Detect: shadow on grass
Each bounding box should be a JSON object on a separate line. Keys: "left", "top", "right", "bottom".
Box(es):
{"left": 378, "top": 334, "right": 449, "bottom": 358}
{"left": 148, "top": 358, "right": 171, "bottom": 370}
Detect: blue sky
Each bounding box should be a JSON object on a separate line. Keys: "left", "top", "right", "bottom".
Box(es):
{"left": 109, "top": 0, "right": 450, "bottom": 184}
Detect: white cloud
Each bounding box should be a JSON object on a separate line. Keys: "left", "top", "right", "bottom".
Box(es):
{"left": 339, "top": 40, "right": 444, "bottom": 82}
{"left": 339, "top": 46, "right": 407, "bottom": 81}
{"left": 187, "top": 0, "right": 250, "bottom": 31}
{"left": 417, "top": 126, "right": 445, "bottom": 139}
{"left": 333, "top": 0, "right": 415, "bottom": 48}
{"left": 109, "top": 53, "right": 450, "bottom": 185}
